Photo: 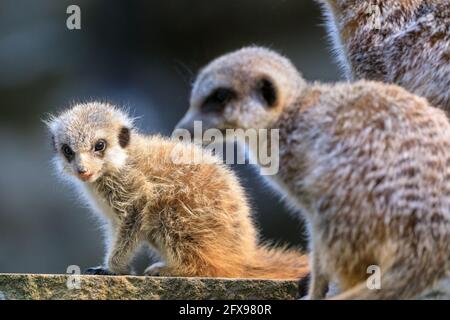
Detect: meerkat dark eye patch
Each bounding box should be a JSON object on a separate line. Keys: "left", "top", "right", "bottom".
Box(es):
{"left": 118, "top": 127, "right": 130, "bottom": 148}
{"left": 61, "top": 144, "right": 74, "bottom": 161}
{"left": 201, "top": 88, "right": 236, "bottom": 113}
{"left": 258, "top": 78, "right": 277, "bottom": 107}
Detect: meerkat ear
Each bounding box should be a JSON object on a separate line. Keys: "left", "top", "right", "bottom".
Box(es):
{"left": 118, "top": 127, "right": 130, "bottom": 148}
{"left": 257, "top": 77, "right": 278, "bottom": 108}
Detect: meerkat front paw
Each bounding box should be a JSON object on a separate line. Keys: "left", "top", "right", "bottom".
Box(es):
{"left": 85, "top": 266, "right": 116, "bottom": 276}
{"left": 144, "top": 261, "right": 167, "bottom": 276}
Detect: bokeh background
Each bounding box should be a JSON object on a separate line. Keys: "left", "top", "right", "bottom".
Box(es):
{"left": 0, "top": 0, "right": 340, "bottom": 274}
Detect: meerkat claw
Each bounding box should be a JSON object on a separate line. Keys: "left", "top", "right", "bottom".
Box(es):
{"left": 85, "top": 266, "right": 115, "bottom": 276}
{"left": 144, "top": 261, "right": 166, "bottom": 276}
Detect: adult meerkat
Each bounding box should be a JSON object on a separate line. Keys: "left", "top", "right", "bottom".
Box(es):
{"left": 318, "top": 0, "right": 450, "bottom": 112}
{"left": 46, "top": 102, "right": 308, "bottom": 279}
{"left": 176, "top": 47, "right": 450, "bottom": 299}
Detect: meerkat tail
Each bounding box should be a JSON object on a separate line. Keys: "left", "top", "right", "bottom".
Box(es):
{"left": 243, "top": 245, "right": 309, "bottom": 280}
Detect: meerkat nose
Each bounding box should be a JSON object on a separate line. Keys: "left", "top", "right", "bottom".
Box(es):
{"left": 77, "top": 167, "right": 93, "bottom": 181}
{"left": 77, "top": 167, "right": 88, "bottom": 174}
{"left": 78, "top": 171, "right": 93, "bottom": 181}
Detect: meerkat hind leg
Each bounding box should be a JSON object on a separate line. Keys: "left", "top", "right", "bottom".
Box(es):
{"left": 330, "top": 262, "right": 439, "bottom": 300}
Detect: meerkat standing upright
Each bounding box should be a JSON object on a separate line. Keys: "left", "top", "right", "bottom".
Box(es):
{"left": 176, "top": 47, "right": 450, "bottom": 299}
{"left": 46, "top": 102, "right": 308, "bottom": 279}
{"left": 318, "top": 0, "right": 450, "bottom": 112}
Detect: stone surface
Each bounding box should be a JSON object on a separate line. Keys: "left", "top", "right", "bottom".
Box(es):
{"left": 0, "top": 273, "right": 299, "bottom": 300}
{"left": 0, "top": 273, "right": 448, "bottom": 300}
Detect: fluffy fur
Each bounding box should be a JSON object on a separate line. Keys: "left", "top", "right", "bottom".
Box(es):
{"left": 177, "top": 47, "right": 450, "bottom": 299}
{"left": 46, "top": 102, "right": 308, "bottom": 279}
{"left": 318, "top": 0, "right": 450, "bottom": 112}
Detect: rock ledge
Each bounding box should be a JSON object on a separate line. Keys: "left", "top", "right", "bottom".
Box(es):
{"left": 0, "top": 273, "right": 299, "bottom": 300}
{"left": 1, "top": 273, "right": 448, "bottom": 300}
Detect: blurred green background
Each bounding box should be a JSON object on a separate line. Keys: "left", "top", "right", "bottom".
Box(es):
{"left": 0, "top": 0, "right": 340, "bottom": 274}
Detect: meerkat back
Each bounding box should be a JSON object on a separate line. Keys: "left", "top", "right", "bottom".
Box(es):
{"left": 319, "top": 0, "right": 450, "bottom": 112}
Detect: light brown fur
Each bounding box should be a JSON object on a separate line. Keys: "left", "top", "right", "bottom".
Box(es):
{"left": 46, "top": 102, "right": 308, "bottom": 279}
{"left": 318, "top": 0, "right": 450, "bottom": 112}
{"left": 177, "top": 47, "right": 450, "bottom": 299}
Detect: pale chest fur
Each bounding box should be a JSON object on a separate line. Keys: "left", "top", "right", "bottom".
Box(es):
{"left": 78, "top": 182, "right": 121, "bottom": 229}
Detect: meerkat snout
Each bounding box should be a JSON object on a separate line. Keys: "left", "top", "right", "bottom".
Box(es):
{"left": 45, "top": 103, "right": 133, "bottom": 183}
{"left": 176, "top": 46, "right": 306, "bottom": 134}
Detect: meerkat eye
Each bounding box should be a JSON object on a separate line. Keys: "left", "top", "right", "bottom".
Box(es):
{"left": 201, "top": 88, "right": 235, "bottom": 113}
{"left": 258, "top": 78, "right": 277, "bottom": 108}
{"left": 94, "top": 139, "right": 107, "bottom": 152}
{"left": 61, "top": 144, "right": 74, "bottom": 161}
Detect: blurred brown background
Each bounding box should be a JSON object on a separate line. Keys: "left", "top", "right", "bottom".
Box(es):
{"left": 0, "top": 0, "right": 340, "bottom": 274}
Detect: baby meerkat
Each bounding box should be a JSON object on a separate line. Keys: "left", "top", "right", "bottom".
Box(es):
{"left": 318, "top": 0, "right": 450, "bottom": 112}
{"left": 45, "top": 102, "right": 308, "bottom": 279}
{"left": 176, "top": 47, "right": 450, "bottom": 299}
